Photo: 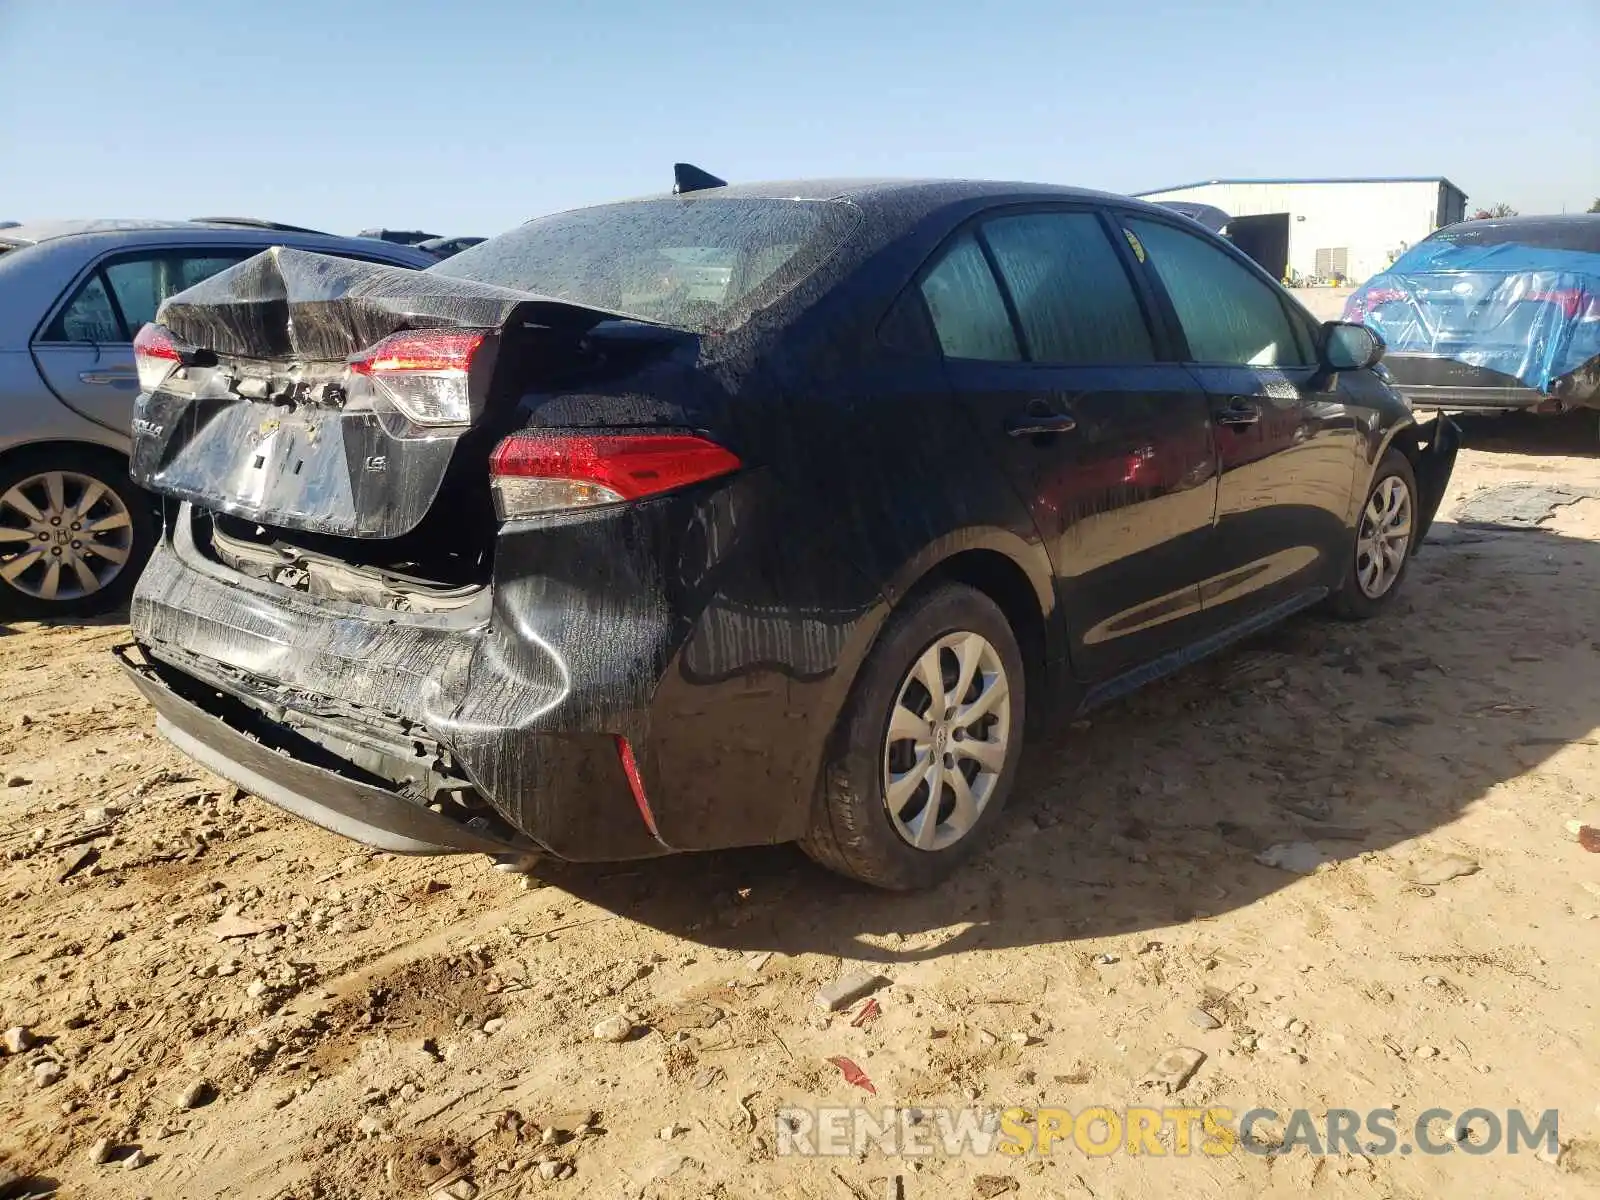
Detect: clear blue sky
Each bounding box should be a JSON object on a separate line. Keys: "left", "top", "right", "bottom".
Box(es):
{"left": 2, "top": 0, "right": 1595, "bottom": 236}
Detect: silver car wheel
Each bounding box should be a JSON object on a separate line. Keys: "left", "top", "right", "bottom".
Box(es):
{"left": 882, "top": 630, "right": 1012, "bottom": 852}
{"left": 1355, "top": 474, "right": 1413, "bottom": 599}
{"left": 0, "top": 470, "right": 134, "bottom": 602}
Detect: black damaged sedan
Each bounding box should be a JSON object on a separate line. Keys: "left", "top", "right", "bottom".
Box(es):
{"left": 118, "top": 174, "right": 1458, "bottom": 890}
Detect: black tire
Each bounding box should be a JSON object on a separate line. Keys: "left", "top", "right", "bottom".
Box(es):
{"left": 801, "top": 582, "right": 1026, "bottom": 890}
{"left": 1325, "top": 448, "right": 1419, "bottom": 621}
{"left": 0, "top": 445, "right": 155, "bottom": 622}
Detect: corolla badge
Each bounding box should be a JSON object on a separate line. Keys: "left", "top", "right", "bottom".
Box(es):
{"left": 132, "top": 417, "right": 163, "bottom": 438}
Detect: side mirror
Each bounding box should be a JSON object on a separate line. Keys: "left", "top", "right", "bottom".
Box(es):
{"left": 1322, "top": 321, "right": 1385, "bottom": 371}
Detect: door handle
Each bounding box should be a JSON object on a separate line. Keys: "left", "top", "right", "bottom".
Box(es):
{"left": 78, "top": 368, "right": 137, "bottom": 387}
{"left": 1213, "top": 398, "right": 1261, "bottom": 428}
{"left": 1006, "top": 400, "right": 1077, "bottom": 438}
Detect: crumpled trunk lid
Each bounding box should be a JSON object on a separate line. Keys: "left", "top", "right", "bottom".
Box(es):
{"left": 129, "top": 246, "right": 624, "bottom": 539}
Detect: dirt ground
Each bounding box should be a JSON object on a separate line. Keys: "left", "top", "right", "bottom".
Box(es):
{"left": 3, "top": 414, "right": 1599, "bottom": 1200}
{"left": 1287, "top": 287, "right": 1354, "bottom": 323}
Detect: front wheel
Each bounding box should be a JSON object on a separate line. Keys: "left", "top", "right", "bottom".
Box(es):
{"left": 1325, "top": 449, "right": 1419, "bottom": 621}
{"left": 0, "top": 447, "right": 154, "bottom": 621}
{"left": 802, "top": 583, "right": 1026, "bottom": 890}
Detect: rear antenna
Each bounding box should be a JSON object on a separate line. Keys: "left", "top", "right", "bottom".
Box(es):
{"left": 673, "top": 163, "right": 727, "bottom": 195}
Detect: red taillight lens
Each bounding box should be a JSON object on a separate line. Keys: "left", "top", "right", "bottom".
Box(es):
{"left": 1345, "top": 287, "right": 1407, "bottom": 323}
{"left": 348, "top": 328, "right": 486, "bottom": 375}
{"left": 133, "top": 323, "right": 182, "bottom": 393}
{"left": 1524, "top": 287, "right": 1589, "bottom": 320}
{"left": 488, "top": 432, "right": 742, "bottom": 519}
{"left": 348, "top": 329, "right": 489, "bottom": 425}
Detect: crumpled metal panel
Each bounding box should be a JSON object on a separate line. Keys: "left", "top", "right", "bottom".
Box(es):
{"left": 130, "top": 384, "right": 468, "bottom": 539}
{"left": 132, "top": 247, "right": 629, "bottom": 538}
{"left": 157, "top": 244, "right": 618, "bottom": 361}
{"left": 1348, "top": 238, "right": 1600, "bottom": 401}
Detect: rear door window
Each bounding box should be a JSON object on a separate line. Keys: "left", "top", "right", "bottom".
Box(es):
{"left": 918, "top": 233, "right": 1021, "bottom": 361}
{"left": 102, "top": 258, "right": 166, "bottom": 332}
{"left": 42, "top": 273, "right": 122, "bottom": 343}
{"left": 105, "top": 252, "right": 253, "bottom": 331}
{"left": 1125, "top": 218, "right": 1311, "bottom": 367}
{"left": 981, "top": 211, "right": 1155, "bottom": 364}
{"left": 39, "top": 249, "right": 254, "bottom": 344}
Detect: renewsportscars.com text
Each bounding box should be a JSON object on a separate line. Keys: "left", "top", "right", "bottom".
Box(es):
{"left": 776, "top": 1105, "right": 1560, "bottom": 1158}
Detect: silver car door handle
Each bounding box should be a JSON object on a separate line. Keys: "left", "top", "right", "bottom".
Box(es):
{"left": 79, "top": 368, "right": 137, "bottom": 386}
{"left": 1213, "top": 398, "right": 1262, "bottom": 428}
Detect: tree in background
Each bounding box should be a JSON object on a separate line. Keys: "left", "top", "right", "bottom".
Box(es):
{"left": 1588, "top": 198, "right": 1600, "bottom": 213}
{"left": 1469, "top": 203, "right": 1519, "bottom": 220}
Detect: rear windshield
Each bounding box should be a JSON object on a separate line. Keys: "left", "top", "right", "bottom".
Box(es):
{"left": 1393, "top": 218, "right": 1600, "bottom": 272}
{"left": 430, "top": 198, "right": 862, "bottom": 333}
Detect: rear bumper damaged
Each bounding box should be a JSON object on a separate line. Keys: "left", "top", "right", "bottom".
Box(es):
{"left": 1412, "top": 414, "right": 1461, "bottom": 546}
{"left": 124, "top": 514, "right": 668, "bottom": 860}
{"left": 1387, "top": 353, "right": 1600, "bottom": 413}
{"left": 115, "top": 643, "right": 528, "bottom": 856}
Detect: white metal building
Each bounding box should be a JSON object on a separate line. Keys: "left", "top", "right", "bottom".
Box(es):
{"left": 1133, "top": 177, "right": 1469, "bottom": 286}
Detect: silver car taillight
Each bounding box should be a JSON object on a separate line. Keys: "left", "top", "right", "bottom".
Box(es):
{"left": 133, "top": 323, "right": 183, "bottom": 393}
{"left": 347, "top": 329, "right": 490, "bottom": 426}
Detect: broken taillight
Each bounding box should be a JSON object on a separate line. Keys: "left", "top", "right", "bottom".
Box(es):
{"left": 1345, "top": 287, "right": 1407, "bottom": 323}
{"left": 133, "top": 323, "right": 183, "bottom": 393}
{"left": 1523, "top": 287, "right": 1591, "bottom": 320}
{"left": 348, "top": 328, "right": 489, "bottom": 426}
{"left": 487, "top": 432, "right": 742, "bottom": 519}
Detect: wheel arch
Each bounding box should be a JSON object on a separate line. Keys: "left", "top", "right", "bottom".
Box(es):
{"left": 897, "top": 548, "right": 1054, "bottom": 717}
{"left": 0, "top": 436, "right": 134, "bottom": 480}
{"left": 795, "top": 538, "right": 1054, "bottom": 887}
{"left": 1345, "top": 414, "right": 1419, "bottom": 528}
{"left": 1364, "top": 415, "right": 1455, "bottom": 551}
{"left": 0, "top": 437, "right": 154, "bottom": 619}
{"left": 817, "top": 530, "right": 1061, "bottom": 764}
{"left": 1381, "top": 420, "right": 1423, "bottom": 474}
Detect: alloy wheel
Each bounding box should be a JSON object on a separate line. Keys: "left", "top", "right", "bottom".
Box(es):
{"left": 1355, "top": 474, "right": 1413, "bottom": 599}
{"left": 0, "top": 470, "right": 134, "bottom": 603}
{"left": 882, "top": 630, "right": 1012, "bottom": 852}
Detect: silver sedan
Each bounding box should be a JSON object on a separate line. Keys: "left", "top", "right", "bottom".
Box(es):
{"left": 0, "top": 220, "right": 433, "bottom": 618}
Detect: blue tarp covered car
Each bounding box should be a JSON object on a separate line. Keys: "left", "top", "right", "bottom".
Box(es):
{"left": 1344, "top": 215, "right": 1600, "bottom": 411}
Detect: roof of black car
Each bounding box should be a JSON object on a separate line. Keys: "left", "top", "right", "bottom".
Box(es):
{"left": 639, "top": 178, "right": 1130, "bottom": 207}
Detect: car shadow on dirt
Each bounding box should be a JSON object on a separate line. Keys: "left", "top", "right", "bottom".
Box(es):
{"left": 1451, "top": 409, "right": 1600, "bottom": 458}
{"left": 0, "top": 611, "right": 131, "bottom": 637}
{"left": 541, "top": 520, "right": 1600, "bottom": 961}
{"left": 0, "top": 1176, "right": 58, "bottom": 1200}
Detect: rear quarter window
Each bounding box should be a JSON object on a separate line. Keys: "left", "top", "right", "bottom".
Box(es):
{"left": 918, "top": 233, "right": 1021, "bottom": 361}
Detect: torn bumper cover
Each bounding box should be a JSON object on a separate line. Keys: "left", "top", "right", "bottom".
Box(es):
{"left": 115, "top": 643, "right": 526, "bottom": 856}
{"left": 119, "top": 512, "right": 669, "bottom": 860}
{"left": 1412, "top": 414, "right": 1461, "bottom": 546}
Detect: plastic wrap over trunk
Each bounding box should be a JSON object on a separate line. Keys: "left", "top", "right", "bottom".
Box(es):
{"left": 1347, "top": 240, "right": 1600, "bottom": 404}
{"left": 130, "top": 247, "right": 623, "bottom": 538}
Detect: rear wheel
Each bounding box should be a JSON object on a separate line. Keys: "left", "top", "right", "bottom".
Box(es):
{"left": 1325, "top": 449, "right": 1418, "bottom": 621}
{"left": 802, "top": 583, "right": 1025, "bottom": 890}
{"left": 0, "top": 447, "right": 154, "bottom": 621}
